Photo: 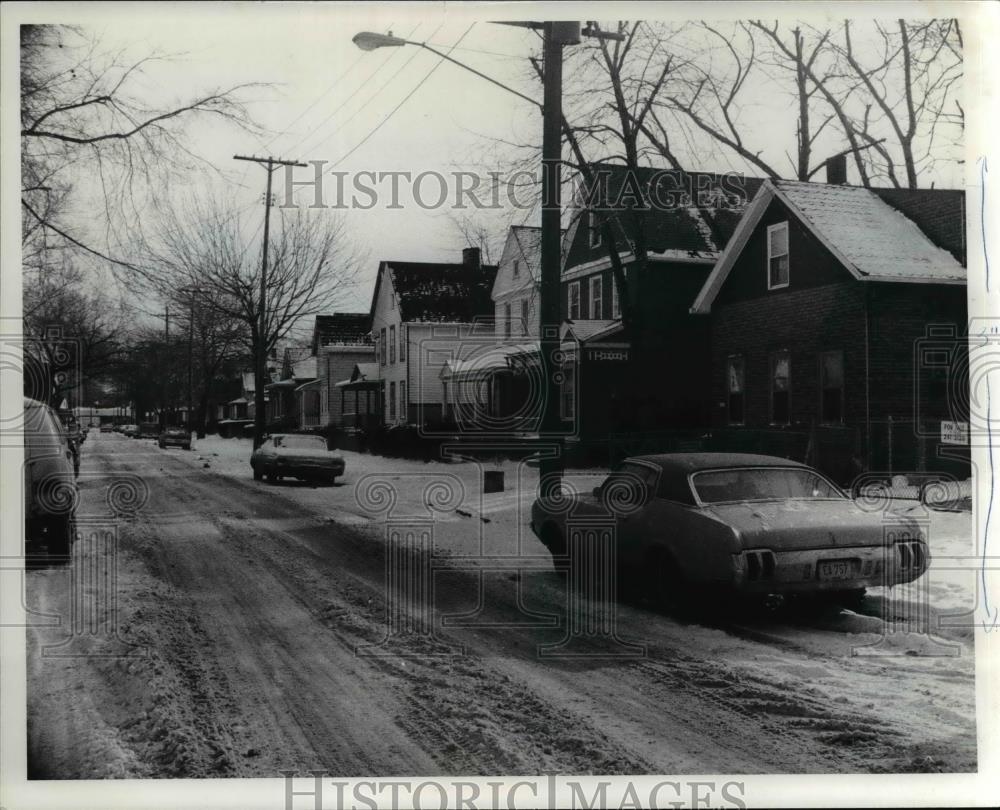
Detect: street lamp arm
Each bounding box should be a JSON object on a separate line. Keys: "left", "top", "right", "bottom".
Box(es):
{"left": 408, "top": 40, "right": 543, "bottom": 111}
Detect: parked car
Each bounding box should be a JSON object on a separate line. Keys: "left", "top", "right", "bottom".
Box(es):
{"left": 138, "top": 422, "right": 160, "bottom": 439}
{"left": 530, "top": 453, "right": 930, "bottom": 607}
{"left": 250, "top": 433, "right": 345, "bottom": 484}
{"left": 23, "top": 397, "right": 77, "bottom": 558}
{"left": 121, "top": 423, "right": 139, "bottom": 438}
{"left": 99, "top": 423, "right": 113, "bottom": 433}
{"left": 158, "top": 426, "right": 192, "bottom": 450}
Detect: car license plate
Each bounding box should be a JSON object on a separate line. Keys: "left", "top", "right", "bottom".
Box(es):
{"left": 818, "top": 560, "right": 856, "bottom": 581}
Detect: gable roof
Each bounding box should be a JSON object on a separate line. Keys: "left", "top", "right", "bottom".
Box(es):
{"left": 560, "top": 319, "right": 623, "bottom": 344}
{"left": 564, "top": 165, "right": 765, "bottom": 272}
{"left": 312, "top": 313, "right": 372, "bottom": 353}
{"left": 493, "top": 225, "right": 543, "bottom": 300}
{"left": 691, "top": 180, "right": 967, "bottom": 313}
{"left": 371, "top": 258, "right": 498, "bottom": 323}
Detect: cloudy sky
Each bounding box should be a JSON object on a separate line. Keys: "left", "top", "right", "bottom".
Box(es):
{"left": 9, "top": 2, "right": 970, "bottom": 319}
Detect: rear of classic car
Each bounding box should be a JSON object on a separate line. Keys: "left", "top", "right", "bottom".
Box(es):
{"left": 723, "top": 513, "right": 930, "bottom": 598}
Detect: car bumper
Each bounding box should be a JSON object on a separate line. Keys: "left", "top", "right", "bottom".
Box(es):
{"left": 160, "top": 438, "right": 190, "bottom": 446}
{"left": 732, "top": 543, "right": 930, "bottom": 594}
{"left": 275, "top": 462, "right": 345, "bottom": 477}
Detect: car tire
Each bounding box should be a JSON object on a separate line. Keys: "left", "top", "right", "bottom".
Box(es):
{"left": 253, "top": 467, "right": 263, "bottom": 481}
{"left": 540, "top": 524, "right": 566, "bottom": 565}
{"left": 646, "top": 549, "right": 686, "bottom": 610}
{"left": 829, "top": 588, "right": 867, "bottom": 609}
{"left": 46, "top": 515, "right": 75, "bottom": 560}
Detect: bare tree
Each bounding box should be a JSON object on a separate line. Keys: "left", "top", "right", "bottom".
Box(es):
{"left": 20, "top": 24, "right": 263, "bottom": 278}
{"left": 23, "top": 255, "right": 127, "bottom": 407}
{"left": 148, "top": 196, "right": 364, "bottom": 443}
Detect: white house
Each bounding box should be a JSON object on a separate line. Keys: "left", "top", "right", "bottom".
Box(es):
{"left": 369, "top": 247, "right": 497, "bottom": 427}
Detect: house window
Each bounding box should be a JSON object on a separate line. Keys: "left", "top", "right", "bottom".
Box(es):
{"left": 820, "top": 351, "right": 844, "bottom": 424}
{"left": 513, "top": 259, "right": 521, "bottom": 278}
{"left": 727, "top": 355, "right": 745, "bottom": 425}
{"left": 379, "top": 328, "right": 386, "bottom": 365}
{"left": 389, "top": 381, "right": 396, "bottom": 420}
{"left": 561, "top": 365, "right": 575, "bottom": 419}
{"left": 399, "top": 381, "right": 406, "bottom": 422}
{"left": 504, "top": 302, "right": 512, "bottom": 339}
{"left": 611, "top": 279, "right": 621, "bottom": 319}
{"left": 589, "top": 276, "right": 603, "bottom": 319}
{"left": 568, "top": 281, "right": 581, "bottom": 319}
{"left": 589, "top": 209, "right": 602, "bottom": 249}
{"left": 399, "top": 325, "right": 405, "bottom": 362}
{"left": 389, "top": 325, "right": 396, "bottom": 364}
{"left": 770, "top": 350, "right": 791, "bottom": 424}
{"left": 517, "top": 299, "right": 526, "bottom": 335}
{"left": 767, "top": 222, "right": 790, "bottom": 289}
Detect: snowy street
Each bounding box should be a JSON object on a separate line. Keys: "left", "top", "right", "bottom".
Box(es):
{"left": 25, "top": 431, "right": 978, "bottom": 777}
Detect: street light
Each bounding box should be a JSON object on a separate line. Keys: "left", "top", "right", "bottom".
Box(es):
{"left": 353, "top": 24, "right": 574, "bottom": 495}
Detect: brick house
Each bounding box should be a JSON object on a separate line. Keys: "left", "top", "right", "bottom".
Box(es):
{"left": 690, "top": 178, "right": 968, "bottom": 482}
{"left": 369, "top": 247, "right": 497, "bottom": 427}
{"left": 558, "top": 166, "right": 763, "bottom": 445}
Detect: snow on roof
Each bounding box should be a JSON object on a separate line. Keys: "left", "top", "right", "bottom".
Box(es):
{"left": 560, "top": 319, "right": 622, "bottom": 344}
{"left": 691, "top": 180, "right": 966, "bottom": 313}
{"left": 773, "top": 180, "right": 966, "bottom": 283}
{"left": 440, "top": 342, "right": 540, "bottom": 379}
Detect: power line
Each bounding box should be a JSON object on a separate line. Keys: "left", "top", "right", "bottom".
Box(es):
{"left": 287, "top": 22, "right": 423, "bottom": 157}
{"left": 327, "top": 24, "right": 477, "bottom": 171}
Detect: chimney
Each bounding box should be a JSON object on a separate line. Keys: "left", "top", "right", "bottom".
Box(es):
{"left": 462, "top": 246, "right": 481, "bottom": 270}
{"left": 825, "top": 154, "right": 848, "bottom": 185}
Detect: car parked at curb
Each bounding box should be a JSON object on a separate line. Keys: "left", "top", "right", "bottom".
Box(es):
{"left": 23, "top": 397, "right": 77, "bottom": 559}
{"left": 250, "top": 433, "right": 345, "bottom": 484}
{"left": 138, "top": 422, "right": 160, "bottom": 439}
{"left": 121, "top": 423, "right": 139, "bottom": 438}
{"left": 530, "top": 453, "right": 930, "bottom": 608}
{"left": 158, "top": 426, "right": 192, "bottom": 450}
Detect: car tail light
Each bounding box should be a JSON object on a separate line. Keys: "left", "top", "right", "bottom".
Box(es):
{"left": 743, "top": 550, "right": 776, "bottom": 581}
{"left": 895, "top": 539, "right": 925, "bottom": 571}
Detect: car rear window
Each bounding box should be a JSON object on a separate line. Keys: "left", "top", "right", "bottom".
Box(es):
{"left": 692, "top": 467, "right": 844, "bottom": 503}
{"left": 275, "top": 435, "right": 327, "bottom": 450}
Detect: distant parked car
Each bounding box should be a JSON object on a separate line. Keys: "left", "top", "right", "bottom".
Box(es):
{"left": 250, "top": 433, "right": 345, "bottom": 484}
{"left": 158, "top": 426, "right": 192, "bottom": 450}
{"left": 530, "top": 453, "right": 930, "bottom": 608}
{"left": 138, "top": 422, "right": 160, "bottom": 439}
{"left": 121, "top": 424, "right": 139, "bottom": 438}
{"left": 23, "top": 397, "right": 77, "bottom": 558}
{"left": 99, "top": 423, "right": 113, "bottom": 433}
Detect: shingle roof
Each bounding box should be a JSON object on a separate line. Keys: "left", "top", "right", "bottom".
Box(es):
{"left": 312, "top": 313, "right": 372, "bottom": 353}
{"left": 384, "top": 260, "right": 498, "bottom": 322}
{"left": 565, "top": 166, "right": 765, "bottom": 271}
{"left": 560, "top": 319, "right": 623, "bottom": 344}
{"left": 773, "top": 181, "right": 966, "bottom": 283}
{"left": 691, "top": 180, "right": 967, "bottom": 313}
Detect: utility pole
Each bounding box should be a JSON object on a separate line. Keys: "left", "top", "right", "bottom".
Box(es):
{"left": 537, "top": 22, "right": 575, "bottom": 498}
{"left": 161, "top": 305, "right": 170, "bottom": 430}
{"left": 233, "top": 155, "right": 307, "bottom": 449}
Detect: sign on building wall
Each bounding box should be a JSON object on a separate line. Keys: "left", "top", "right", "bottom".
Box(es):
{"left": 940, "top": 421, "right": 969, "bottom": 444}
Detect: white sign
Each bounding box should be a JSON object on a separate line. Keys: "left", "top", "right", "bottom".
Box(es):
{"left": 941, "top": 421, "right": 969, "bottom": 444}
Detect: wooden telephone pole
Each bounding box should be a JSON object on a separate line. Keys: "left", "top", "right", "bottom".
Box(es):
{"left": 233, "top": 155, "right": 307, "bottom": 448}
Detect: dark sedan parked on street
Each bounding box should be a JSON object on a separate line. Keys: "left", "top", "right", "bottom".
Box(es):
{"left": 531, "top": 453, "right": 929, "bottom": 607}
{"left": 250, "top": 433, "right": 345, "bottom": 484}
{"left": 158, "top": 426, "right": 192, "bottom": 450}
